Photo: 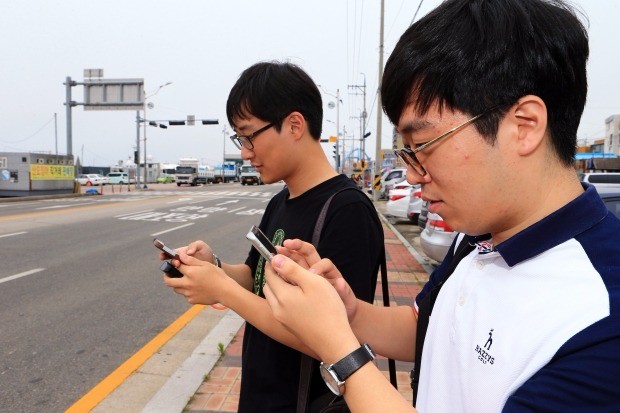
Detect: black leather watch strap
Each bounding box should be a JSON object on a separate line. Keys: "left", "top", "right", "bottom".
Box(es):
{"left": 332, "top": 343, "right": 375, "bottom": 381}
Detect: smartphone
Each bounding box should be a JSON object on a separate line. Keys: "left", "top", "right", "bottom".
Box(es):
{"left": 160, "top": 260, "right": 184, "bottom": 278}
{"left": 153, "top": 238, "right": 179, "bottom": 259}
{"left": 246, "top": 225, "right": 278, "bottom": 262}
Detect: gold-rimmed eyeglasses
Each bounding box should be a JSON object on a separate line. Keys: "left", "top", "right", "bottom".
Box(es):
{"left": 394, "top": 110, "right": 491, "bottom": 176}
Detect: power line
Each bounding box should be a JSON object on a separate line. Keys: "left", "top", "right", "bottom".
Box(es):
{"left": 0, "top": 116, "right": 55, "bottom": 143}
{"left": 410, "top": 0, "right": 425, "bottom": 25}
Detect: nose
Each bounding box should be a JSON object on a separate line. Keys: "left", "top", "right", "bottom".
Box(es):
{"left": 241, "top": 145, "right": 254, "bottom": 161}
{"left": 406, "top": 166, "right": 430, "bottom": 185}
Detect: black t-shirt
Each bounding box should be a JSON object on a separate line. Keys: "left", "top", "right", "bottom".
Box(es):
{"left": 238, "top": 174, "right": 383, "bottom": 412}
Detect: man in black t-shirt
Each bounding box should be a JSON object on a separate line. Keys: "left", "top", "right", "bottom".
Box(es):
{"left": 162, "top": 61, "right": 383, "bottom": 412}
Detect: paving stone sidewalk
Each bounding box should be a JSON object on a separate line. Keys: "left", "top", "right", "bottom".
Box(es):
{"left": 185, "top": 220, "right": 430, "bottom": 412}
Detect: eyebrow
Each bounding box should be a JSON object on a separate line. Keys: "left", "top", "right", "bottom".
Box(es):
{"left": 398, "top": 119, "right": 432, "bottom": 135}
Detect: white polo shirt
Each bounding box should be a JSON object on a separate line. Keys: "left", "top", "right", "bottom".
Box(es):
{"left": 415, "top": 184, "right": 620, "bottom": 412}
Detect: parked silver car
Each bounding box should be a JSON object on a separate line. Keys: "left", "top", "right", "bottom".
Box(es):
{"left": 420, "top": 212, "right": 457, "bottom": 263}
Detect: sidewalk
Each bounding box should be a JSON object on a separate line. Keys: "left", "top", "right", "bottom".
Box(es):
{"left": 181, "top": 215, "right": 431, "bottom": 412}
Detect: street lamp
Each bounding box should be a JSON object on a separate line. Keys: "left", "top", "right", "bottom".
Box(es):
{"left": 141, "top": 82, "right": 173, "bottom": 188}
{"left": 318, "top": 86, "right": 342, "bottom": 172}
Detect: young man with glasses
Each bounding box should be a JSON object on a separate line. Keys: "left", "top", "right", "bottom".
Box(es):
{"left": 161, "top": 61, "right": 384, "bottom": 412}
{"left": 263, "top": 0, "right": 620, "bottom": 412}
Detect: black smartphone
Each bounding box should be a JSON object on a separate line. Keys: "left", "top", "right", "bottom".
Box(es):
{"left": 246, "top": 225, "right": 278, "bottom": 262}
{"left": 153, "top": 238, "right": 179, "bottom": 259}
{"left": 160, "top": 260, "right": 183, "bottom": 278}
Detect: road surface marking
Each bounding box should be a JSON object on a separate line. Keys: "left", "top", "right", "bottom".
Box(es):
{"left": 0, "top": 268, "right": 45, "bottom": 285}
{"left": 113, "top": 209, "right": 154, "bottom": 218}
{"left": 65, "top": 304, "right": 206, "bottom": 413}
{"left": 0, "top": 231, "right": 27, "bottom": 239}
{"left": 150, "top": 223, "right": 195, "bottom": 236}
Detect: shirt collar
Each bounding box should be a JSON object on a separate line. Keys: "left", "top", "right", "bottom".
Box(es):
{"left": 493, "top": 183, "right": 607, "bottom": 267}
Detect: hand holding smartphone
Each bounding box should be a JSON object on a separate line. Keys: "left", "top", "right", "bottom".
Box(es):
{"left": 154, "top": 238, "right": 183, "bottom": 278}
{"left": 153, "top": 238, "right": 179, "bottom": 259}
{"left": 154, "top": 237, "right": 227, "bottom": 309}
{"left": 245, "top": 225, "right": 297, "bottom": 285}
{"left": 246, "top": 225, "right": 278, "bottom": 262}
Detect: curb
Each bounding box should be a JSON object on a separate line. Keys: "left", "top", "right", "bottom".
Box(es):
{"left": 142, "top": 310, "right": 245, "bottom": 413}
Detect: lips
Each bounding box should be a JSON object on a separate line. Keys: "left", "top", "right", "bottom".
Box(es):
{"left": 427, "top": 199, "right": 443, "bottom": 214}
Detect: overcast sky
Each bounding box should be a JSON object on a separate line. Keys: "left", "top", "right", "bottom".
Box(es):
{"left": 1, "top": 0, "right": 618, "bottom": 167}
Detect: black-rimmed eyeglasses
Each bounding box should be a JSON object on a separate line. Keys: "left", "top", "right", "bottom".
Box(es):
{"left": 394, "top": 111, "right": 490, "bottom": 176}
{"left": 229, "top": 123, "right": 274, "bottom": 150}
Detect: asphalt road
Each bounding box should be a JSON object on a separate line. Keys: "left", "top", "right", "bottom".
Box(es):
{"left": 0, "top": 183, "right": 283, "bottom": 413}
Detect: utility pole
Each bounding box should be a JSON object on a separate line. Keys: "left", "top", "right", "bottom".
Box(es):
{"left": 373, "top": 0, "right": 385, "bottom": 201}
{"left": 136, "top": 110, "right": 141, "bottom": 188}
{"left": 348, "top": 74, "right": 367, "bottom": 161}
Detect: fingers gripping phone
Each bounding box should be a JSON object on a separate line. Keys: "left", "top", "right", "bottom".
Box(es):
{"left": 153, "top": 238, "right": 179, "bottom": 259}
{"left": 154, "top": 238, "right": 183, "bottom": 278}
{"left": 246, "top": 225, "right": 277, "bottom": 262}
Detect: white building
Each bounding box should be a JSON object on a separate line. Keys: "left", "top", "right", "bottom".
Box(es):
{"left": 604, "top": 114, "right": 620, "bottom": 156}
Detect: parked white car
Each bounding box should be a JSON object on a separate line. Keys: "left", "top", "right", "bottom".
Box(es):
{"left": 386, "top": 183, "right": 422, "bottom": 220}
{"left": 75, "top": 174, "right": 106, "bottom": 186}
{"left": 420, "top": 212, "right": 458, "bottom": 263}
{"left": 386, "top": 187, "right": 413, "bottom": 219}
{"left": 407, "top": 186, "right": 423, "bottom": 222}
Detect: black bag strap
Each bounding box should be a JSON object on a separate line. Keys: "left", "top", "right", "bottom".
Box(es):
{"left": 297, "top": 186, "right": 396, "bottom": 413}
{"left": 410, "top": 234, "right": 477, "bottom": 406}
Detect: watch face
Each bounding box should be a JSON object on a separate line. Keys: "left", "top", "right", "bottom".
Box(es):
{"left": 320, "top": 363, "right": 343, "bottom": 396}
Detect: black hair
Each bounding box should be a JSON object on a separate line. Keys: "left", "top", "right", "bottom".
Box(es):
{"left": 381, "top": 0, "right": 589, "bottom": 165}
{"left": 226, "top": 61, "right": 323, "bottom": 140}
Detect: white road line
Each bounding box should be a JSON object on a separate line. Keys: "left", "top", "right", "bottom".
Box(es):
{"left": 114, "top": 209, "right": 154, "bottom": 218}
{"left": 150, "top": 223, "right": 195, "bottom": 237}
{"left": 227, "top": 207, "right": 246, "bottom": 213}
{"left": 0, "top": 268, "right": 45, "bottom": 285}
{"left": 166, "top": 198, "right": 194, "bottom": 204}
{"left": 37, "top": 202, "right": 97, "bottom": 210}
{"left": 0, "top": 231, "right": 28, "bottom": 239}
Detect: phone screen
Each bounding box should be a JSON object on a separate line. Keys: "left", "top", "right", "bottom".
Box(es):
{"left": 153, "top": 238, "right": 179, "bottom": 259}
{"left": 246, "top": 225, "right": 277, "bottom": 262}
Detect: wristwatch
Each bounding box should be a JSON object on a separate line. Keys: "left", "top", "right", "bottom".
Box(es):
{"left": 212, "top": 252, "right": 222, "bottom": 268}
{"left": 320, "top": 343, "right": 375, "bottom": 396}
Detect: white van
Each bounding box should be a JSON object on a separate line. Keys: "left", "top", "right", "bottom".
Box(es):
{"left": 107, "top": 172, "right": 133, "bottom": 184}
{"left": 579, "top": 172, "right": 620, "bottom": 185}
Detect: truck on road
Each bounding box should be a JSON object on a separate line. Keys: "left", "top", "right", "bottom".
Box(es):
{"left": 206, "top": 161, "right": 239, "bottom": 184}
{"left": 240, "top": 164, "right": 262, "bottom": 185}
{"left": 175, "top": 158, "right": 200, "bottom": 186}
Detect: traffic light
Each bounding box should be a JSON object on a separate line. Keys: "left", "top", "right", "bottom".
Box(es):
{"left": 320, "top": 138, "right": 329, "bottom": 143}
{"left": 169, "top": 120, "right": 186, "bottom": 126}
{"left": 134, "top": 150, "right": 139, "bottom": 164}
{"left": 363, "top": 131, "right": 371, "bottom": 139}
{"left": 333, "top": 144, "right": 339, "bottom": 165}
{"left": 201, "top": 119, "right": 219, "bottom": 125}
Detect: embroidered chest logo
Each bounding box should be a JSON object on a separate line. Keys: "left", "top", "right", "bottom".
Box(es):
{"left": 474, "top": 329, "right": 495, "bottom": 365}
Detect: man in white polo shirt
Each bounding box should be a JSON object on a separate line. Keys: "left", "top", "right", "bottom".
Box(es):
{"left": 262, "top": 0, "right": 620, "bottom": 412}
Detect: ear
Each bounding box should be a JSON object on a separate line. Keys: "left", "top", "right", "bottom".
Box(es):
{"left": 286, "top": 111, "right": 306, "bottom": 142}
{"left": 510, "top": 95, "right": 548, "bottom": 157}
